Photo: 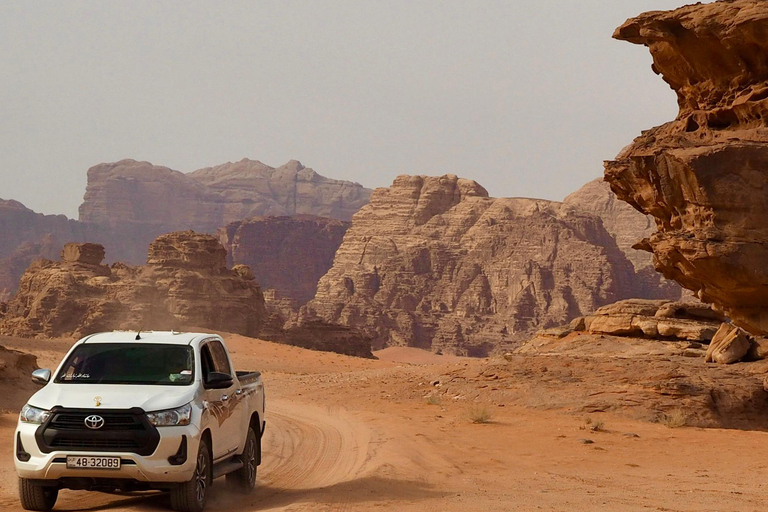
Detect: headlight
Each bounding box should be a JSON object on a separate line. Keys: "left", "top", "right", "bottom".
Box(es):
{"left": 20, "top": 404, "right": 51, "bottom": 424}
{"left": 147, "top": 403, "right": 192, "bottom": 427}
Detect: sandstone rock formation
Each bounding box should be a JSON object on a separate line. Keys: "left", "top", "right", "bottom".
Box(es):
{"left": 563, "top": 179, "right": 682, "bottom": 299}
{"left": 606, "top": 1, "right": 768, "bottom": 335}
{"left": 79, "top": 159, "right": 371, "bottom": 253}
{"left": 0, "top": 200, "right": 94, "bottom": 300}
{"left": 301, "top": 174, "right": 642, "bottom": 356}
{"left": 0, "top": 233, "right": 266, "bottom": 338}
{"left": 220, "top": 215, "right": 350, "bottom": 305}
{"left": 581, "top": 298, "right": 724, "bottom": 343}
{"left": 706, "top": 323, "right": 751, "bottom": 364}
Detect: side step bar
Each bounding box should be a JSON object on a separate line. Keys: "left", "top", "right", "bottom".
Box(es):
{"left": 212, "top": 458, "right": 243, "bottom": 479}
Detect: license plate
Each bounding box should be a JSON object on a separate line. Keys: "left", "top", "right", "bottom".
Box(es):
{"left": 66, "top": 456, "right": 121, "bottom": 470}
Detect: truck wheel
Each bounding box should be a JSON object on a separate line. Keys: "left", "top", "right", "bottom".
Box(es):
{"left": 171, "top": 438, "right": 212, "bottom": 512}
{"left": 18, "top": 478, "right": 58, "bottom": 511}
{"left": 226, "top": 427, "right": 258, "bottom": 491}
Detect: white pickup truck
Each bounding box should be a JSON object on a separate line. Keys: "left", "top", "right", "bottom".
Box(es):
{"left": 13, "top": 331, "right": 266, "bottom": 512}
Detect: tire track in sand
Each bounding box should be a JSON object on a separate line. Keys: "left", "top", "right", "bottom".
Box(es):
{"left": 208, "top": 398, "right": 373, "bottom": 511}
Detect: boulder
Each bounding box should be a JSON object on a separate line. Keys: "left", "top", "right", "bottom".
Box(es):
{"left": 746, "top": 337, "right": 768, "bottom": 361}
{"left": 706, "top": 324, "right": 751, "bottom": 364}
{"left": 61, "top": 242, "right": 105, "bottom": 265}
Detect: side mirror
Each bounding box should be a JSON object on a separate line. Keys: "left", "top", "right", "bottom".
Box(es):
{"left": 205, "top": 371, "right": 233, "bottom": 389}
{"left": 31, "top": 369, "right": 51, "bottom": 385}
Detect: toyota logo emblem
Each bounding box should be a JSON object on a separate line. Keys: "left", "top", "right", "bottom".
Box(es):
{"left": 84, "top": 415, "right": 105, "bottom": 430}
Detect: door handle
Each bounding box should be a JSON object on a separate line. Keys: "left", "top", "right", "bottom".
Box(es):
{"left": 221, "top": 394, "right": 229, "bottom": 401}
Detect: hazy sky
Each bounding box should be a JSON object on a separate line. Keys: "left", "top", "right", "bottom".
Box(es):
{"left": 0, "top": 1, "right": 686, "bottom": 218}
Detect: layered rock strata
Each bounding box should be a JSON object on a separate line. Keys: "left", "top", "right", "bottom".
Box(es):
{"left": 564, "top": 179, "right": 682, "bottom": 299}
{"left": 606, "top": 1, "right": 768, "bottom": 335}
{"left": 301, "top": 174, "right": 642, "bottom": 355}
{"left": 0, "top": 233, "right": 266, "bottom": 338}
{"left": 79, "top": 158, "right": 371, "bottom": 232}
{"left": 220, "top": 215, "right": 350, "bottom": 305}
{"left": 560, "top": 298, "right": 725, "bottom": 343}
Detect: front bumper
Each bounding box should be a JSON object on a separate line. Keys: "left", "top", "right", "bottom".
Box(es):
{"left": 15, "top": 421, "right": 202, "bottom": 484}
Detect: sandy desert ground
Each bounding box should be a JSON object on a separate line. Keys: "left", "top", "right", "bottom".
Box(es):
{"left": 2, "top": 334, "right": 768, "bottom": 512}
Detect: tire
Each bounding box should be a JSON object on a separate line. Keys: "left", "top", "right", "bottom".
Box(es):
{"left": 171, "top": 438, "right": 212, "bottom": 512}
{"left": 226, "top": 427, "right": 258, "bottom": 491}
{"left": 18, "top": 478, "right": 58, "bottom": 512}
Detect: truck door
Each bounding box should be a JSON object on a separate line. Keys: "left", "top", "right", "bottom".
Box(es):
{"left": 201, "top": 340, "right": 242, "bottom": 458}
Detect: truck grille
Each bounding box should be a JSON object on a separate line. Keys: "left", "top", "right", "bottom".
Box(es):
{"left": 50, "top": 412, "right": 143, "bottom": 431}
{"left": 36, "top": 407, "right": 160, "bottom": 456}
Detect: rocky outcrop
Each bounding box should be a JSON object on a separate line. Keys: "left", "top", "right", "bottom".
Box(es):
{"left": 79, "top": 158, "right": 370, "bottom": 236}
{"left": 0, "top": 233, "right": 266, "bottom": 338}
{"left": 563, "top": 179, "right": 682, "bottom": 299}
{"left": 533, "top": 297, "right": 768, "bottom": 365}
{"left": 219, "top": 215, "right": 350, "bottom": 305}
{"left": 301, "top": 174, "right": 642, "bottom": 356}
{"left": 0, "top": 200, "right": 97, "bottom": 300}
{"left": 583, "top": 298, "right": 725, "bottom": 343}
{"left": 605, "top": 1, "right": 768, "bottom": 335}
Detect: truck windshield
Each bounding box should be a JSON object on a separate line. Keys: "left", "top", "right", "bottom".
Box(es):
{"left": 55, "top": 343, "right": 195, "bottom": 386}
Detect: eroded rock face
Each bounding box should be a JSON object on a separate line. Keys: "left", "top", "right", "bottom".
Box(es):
{"left": 301, "top": 174, "right": 641, "bottom": 355}
{"left": 563, "top": 179, "right": 682, "bottom": 299}
{"left": 605, "top": 1, "right": 768, "bottom": 335}
{"left": 0, "top": 200, "right": 96, "bottom": 300}
{"left": 0, "top": 234, "right": 265, "bottom": 338}
{"left": 80, "top": 159, "right": 371, "bottom": 230}
{"left": 219, "top": 215, "right": 350, "bottom": 305}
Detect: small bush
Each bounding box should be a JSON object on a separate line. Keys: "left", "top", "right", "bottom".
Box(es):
{"left": 468, "top": 405, "right": 493, "bottom": 424}
{"left": 589, "top": 420, "right": 605, "bottom": 432}
{"left": 661, "top": 410, "right": 687, "bottom": 428}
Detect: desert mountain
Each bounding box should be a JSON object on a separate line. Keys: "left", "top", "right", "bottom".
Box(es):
{"left": 605, "top": 0, "right": 768, "bottom": 335}
{"left": 300, "top": 174, "right": 652, "bottom": 356}
{"left": 79, "top": 158, "right": 370, "bottom": 239}
{"left": 0, "top": 159, "right": 372, "bottom": 300}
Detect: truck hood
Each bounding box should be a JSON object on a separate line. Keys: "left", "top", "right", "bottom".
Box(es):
{"left": 27, "top": 383, "right": 198, "bottom": 412}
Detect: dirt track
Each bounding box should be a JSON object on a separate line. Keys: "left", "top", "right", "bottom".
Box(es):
{"left": 4, "top": 337, "right": 768, "bottom": 511}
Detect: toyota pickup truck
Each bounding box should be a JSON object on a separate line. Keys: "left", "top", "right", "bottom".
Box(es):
{"left": 14, "top": 331, "right": 265, "bottom": 512}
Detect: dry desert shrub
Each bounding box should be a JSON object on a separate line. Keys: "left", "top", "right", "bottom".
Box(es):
{"left": 660, "top": 410, "right": 688, "bottom": 428}
{"left": 582, "top": 417, "right": 606, "bottom": 432}
{"left": 468, "top": 404, "right": 493, "bottom": 424}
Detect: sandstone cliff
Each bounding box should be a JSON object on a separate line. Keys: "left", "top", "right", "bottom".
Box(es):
{"left": 301, "top": 174, "right": 641, "bottom": 355}
{"left": 564, "top": 179, "right": 683, "bottom": 299}
{"left": 605, "top": 1, "right": 768, "bottom": 335}
{"left": 79, "top": 158, "right": 371, "bottom": 234}
{"left": 0, "top": 233, "right": 266, "bottom": 338}
{"left": 219, "top": 215, "right": 350, "bottom": 305}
